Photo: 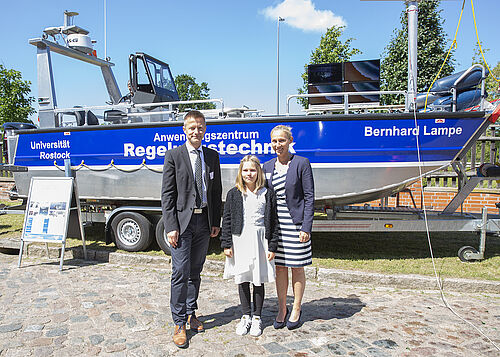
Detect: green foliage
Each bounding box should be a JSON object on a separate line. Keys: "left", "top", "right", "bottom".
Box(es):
{"left": 174, "top": 74, "right": 216, "bottom": 112}
{"left": 297, "top": 26, "right": 361, "bottom": 108}
{"left": 0, "top": 64, "right": 35, "bottom": 124}
{"left": 380, "top": 0, "right": 455, "bottom": 104}
{"left": 472, "top": 43, "right": 500, "bottom": 100}
{"left": 487, "top": 62, "right": 500, "bottom": 100}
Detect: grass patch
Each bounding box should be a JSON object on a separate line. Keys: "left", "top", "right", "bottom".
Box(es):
{"left": 1, "top": 201, "right": 499, "bottom": 281}
{"left": 311, "top": 232, "right": 500, "bottom": 281}
{"left": 66, "top": 223, "right": 226, "bottom": 259}
{"left": 0, "top": 199, "right": 24, "bottom": 239}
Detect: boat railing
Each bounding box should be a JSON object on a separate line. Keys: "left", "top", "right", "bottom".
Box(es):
{"left": 285, "top": 90, "right": 408, "bottom": 115}
{"left": 52, "top": 98, "right": 225, "bottom": 126}
{"left": 425, "top": 123, "right": 500, "bottom": 190}
{"left": 131, "top": 98, "right": 224, "bottom": 113}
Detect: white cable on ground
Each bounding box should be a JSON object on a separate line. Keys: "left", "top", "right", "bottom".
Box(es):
{"left": 411, "top": 106, "right": 500, "bottom": 352}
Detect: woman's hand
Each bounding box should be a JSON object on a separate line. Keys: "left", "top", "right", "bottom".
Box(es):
{"left": 267, "top": 251, "right": 276, "bottom": 261}
{"left": 224, "top": 247, "right": 233, "bottom": 258}
{"left": 299, "top": 231, "right": 310, "bottom": 243}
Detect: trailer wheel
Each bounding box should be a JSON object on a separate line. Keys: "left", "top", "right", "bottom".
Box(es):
{"left": 155, "top": 219, "right": 171, "bottom": 256}
{"left": 111, "top": 212, "right": 153, "bottom": 252}
{"left": 458, "top": 245, "right": 479, "bottom": 262}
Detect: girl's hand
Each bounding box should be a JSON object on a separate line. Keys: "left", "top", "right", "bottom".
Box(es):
{"left": 224, "top": 247, "right": 233, "bottom": 258}
{"left": 267, "top": 251, "right": 275, "bottom": 261}
{"left": 299, "top": 231, "right": 310, "bottom": 243}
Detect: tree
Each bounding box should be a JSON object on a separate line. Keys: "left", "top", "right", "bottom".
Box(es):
{"left": 380, "top": 0, "right": 455, "bottom": 104}
{"left": 472, "top": 43, "right": 500, "bottom": 101}
{"left": 174, "top": 74, "right": 216, "bottom": 112}
{"left": 487, "top": 62, "right": 500, "bottom": 100}
{"left": 0, "top": 64, "right": 35, "bottom": 124}
{"left": 297, "top": 26, "right": 361, "bottom": 109}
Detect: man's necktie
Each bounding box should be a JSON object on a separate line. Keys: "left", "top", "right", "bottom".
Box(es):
{"left": 194, "top": 150, "right": 203, "bottom": 208}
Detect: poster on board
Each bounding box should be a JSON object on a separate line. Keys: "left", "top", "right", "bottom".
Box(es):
{"left": 21, "top": 177, "right": 74, "bottom": 243}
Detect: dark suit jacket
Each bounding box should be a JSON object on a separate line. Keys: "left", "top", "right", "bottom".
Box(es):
{"left": 262, "top": 155, "right": 314, "bottom": 233}
{"left": 220, "top": 186, "right": 279, "bottom": 252}
{"left": 161, "top": 143, "right": 222, "bottom": 235}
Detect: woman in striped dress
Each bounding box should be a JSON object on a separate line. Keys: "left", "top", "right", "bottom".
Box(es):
{"left": 262, "top": 125, "right": 314, "bottom": 330}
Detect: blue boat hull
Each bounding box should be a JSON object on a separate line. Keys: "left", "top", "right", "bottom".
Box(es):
{"left": 11, "top": 111, "right": 490, "bottom": 206}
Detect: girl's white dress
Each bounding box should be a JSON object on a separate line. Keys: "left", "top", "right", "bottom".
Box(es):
{"left": 223, "top": 187, "right": 276, "bottom": 286}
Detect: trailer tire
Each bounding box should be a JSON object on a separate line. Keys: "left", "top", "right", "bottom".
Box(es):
{"left": 155, "top": 219, "right": 171, "bottom": 256}
{"left": 111, "top": 212, "right": 153, "bottom": 252}
{"left": 457, "top": 245, "right": 479, "bottom": 262}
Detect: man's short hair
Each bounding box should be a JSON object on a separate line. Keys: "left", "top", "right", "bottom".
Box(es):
{"left": 184, "top": 110, "right": 206, "bottom": 124}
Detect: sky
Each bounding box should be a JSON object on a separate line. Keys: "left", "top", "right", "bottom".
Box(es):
{"left": 0, "top": 0, "right": 498, "bottom": 122}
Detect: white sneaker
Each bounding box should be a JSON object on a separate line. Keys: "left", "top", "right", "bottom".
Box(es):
{"left": 235, "top": 315, "right": 251, "bottom": 335}
{"left": 249, "top": 315, "right": 262, "bottom": 337}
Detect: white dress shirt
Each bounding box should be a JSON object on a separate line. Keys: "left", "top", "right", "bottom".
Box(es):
{"left": 185, "top": 141, "right": 207, "bottom": 207}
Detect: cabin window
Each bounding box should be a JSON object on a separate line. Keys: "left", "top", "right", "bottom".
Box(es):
{"left": 137, "top": 60, "right": 151, "bottom": 89}
{"left": 145, "top": 59, "right": 175, "bottom": 92}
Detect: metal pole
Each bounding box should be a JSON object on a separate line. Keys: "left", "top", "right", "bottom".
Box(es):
{"left": 407, "top": 1, "right": 418, "bottom": 110}
{"left": 480, "top": 65, "right": 486, "bottom": 111}
{"left": 277, "top": 17, "right": 285, "bottom": 115}
{"left": 479, "top": 207, "right": 487, "bottom": 259}
{"left": 104, "top": 0, "right": 107, "bottom": 61}
{"left": 17, "top": 240, "right": 24, "bottom": 268}
{"left": 64, "top": 159, "right": 72, "bottom": 178}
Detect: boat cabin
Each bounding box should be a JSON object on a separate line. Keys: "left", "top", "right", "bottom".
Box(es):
{"left": 128, "top": 52, "right": 179, "bottom": 105}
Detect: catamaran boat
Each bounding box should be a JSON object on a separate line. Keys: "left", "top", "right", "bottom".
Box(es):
{"left": 3, "top": 5, "right": 499, "bottom": 253}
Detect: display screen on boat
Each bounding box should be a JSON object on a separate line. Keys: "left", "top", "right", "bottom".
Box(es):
{"left": 307, "top": 59, "right": 380, "bottom": 106}
{"left": 308, "top": 84, "right": 343, "bottom": 104}
{"left": 344, "top": 82, "right": 380, "bottom": 103}
{"left": 344, "top": 60, "right": 380, "bottom": 82}
{"left": 308, "top": 63, "right": 342, "bottom": 84}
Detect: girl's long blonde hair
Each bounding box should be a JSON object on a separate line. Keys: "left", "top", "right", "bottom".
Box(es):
{"left": 235, "top": 155, "right": 265, "bottom": 193}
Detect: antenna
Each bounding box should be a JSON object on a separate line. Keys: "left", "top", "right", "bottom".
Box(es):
{"left": 104, "top": 0, "right": 107, "bottom": 61}
{"left": 360, "top": 0, "right": 419, "bottom": 109}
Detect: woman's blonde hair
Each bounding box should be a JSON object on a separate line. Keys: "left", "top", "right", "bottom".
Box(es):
{"left": 270, "top": 125, "right": 293, "bottom": 140}
{"left": 235, "top": 155, "right": 266, "bottom": 193}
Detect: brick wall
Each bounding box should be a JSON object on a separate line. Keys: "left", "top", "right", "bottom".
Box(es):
{"left": 353, "top": 180, "right": 500, "bottom": 213}
{"left": 0, "top": 178, "right": 15, "bottom": 200}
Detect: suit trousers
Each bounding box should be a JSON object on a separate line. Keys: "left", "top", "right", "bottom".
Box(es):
{"left": 170, "top": 209, "right": 210, "bottom": 325}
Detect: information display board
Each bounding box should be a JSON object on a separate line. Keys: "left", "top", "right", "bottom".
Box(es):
{"left": 18, "top": 176, "right": 87, "bottom": 270}
{"left": 22, "top": 177, "right": 73, "bottom": 242}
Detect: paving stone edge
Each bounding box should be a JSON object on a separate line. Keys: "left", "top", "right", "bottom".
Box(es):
{"left": 1, "top": 239, "right": 499, "bottom": 294}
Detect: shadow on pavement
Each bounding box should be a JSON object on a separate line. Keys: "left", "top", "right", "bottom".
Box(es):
{"left": 17, "top": 257, "right": 106, "bottom": 271}
{"left": 199, "top": 295, "right": 366, "bottom": 331}
{"left": 303, "top": 295, "right": 366, "bottom": 320}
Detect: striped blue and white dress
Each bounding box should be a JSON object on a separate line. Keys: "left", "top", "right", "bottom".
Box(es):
{"left": 272, "top": 165, "right": 312, "bottom": 267}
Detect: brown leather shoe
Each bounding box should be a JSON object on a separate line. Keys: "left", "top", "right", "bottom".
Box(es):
{"left": 187, "top": 314, "right": 204, "bottom": 332}
{"left": 173, "top": 324, "right": 188, "bottom": 348}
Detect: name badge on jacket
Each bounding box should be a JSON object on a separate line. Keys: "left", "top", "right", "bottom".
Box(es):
{"left": 265, "top": 172, "right": 272, "bottom": 180}
{"left": 210, "top": 171, "right": 214, "bottom": 180}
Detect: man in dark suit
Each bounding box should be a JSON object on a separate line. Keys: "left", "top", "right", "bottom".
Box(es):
{"left": 161, "top": 110, "right": 222, "bottom": 348}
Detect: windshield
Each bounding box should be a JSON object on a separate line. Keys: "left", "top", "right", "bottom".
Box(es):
{"left": 146, "top": 58, "right": 176, "bottom": 92}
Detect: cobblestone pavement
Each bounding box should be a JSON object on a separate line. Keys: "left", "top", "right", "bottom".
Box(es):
{"left": 0, "top": 253, "right": 499, "bottom": 356}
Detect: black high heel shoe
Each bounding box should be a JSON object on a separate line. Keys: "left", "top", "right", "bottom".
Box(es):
{"left": 273, "top": 307, "right": 289, "bottom": 329}
{"left": 286, "top": 310, "right": 302, "bottom": 330}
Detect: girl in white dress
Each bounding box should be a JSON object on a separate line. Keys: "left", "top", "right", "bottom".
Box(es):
{"left": 221, "top": 155, "right": 279, "bottom": 337}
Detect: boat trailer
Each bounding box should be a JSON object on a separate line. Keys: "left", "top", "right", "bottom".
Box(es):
{"left": 313, "top": 172, "right": 500, "bottom": 262}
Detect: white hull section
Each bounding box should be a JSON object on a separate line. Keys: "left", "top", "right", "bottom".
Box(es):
{"left": 14, "top": 161, "right": 447, "bottom": 206}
